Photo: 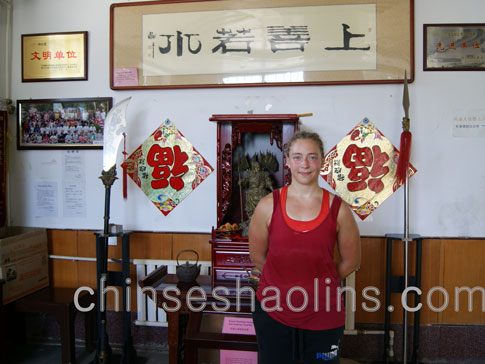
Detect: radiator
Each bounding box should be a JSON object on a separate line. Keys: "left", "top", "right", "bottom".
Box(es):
{"left": 133, "top": 259, "right": 211, "bottom": 327}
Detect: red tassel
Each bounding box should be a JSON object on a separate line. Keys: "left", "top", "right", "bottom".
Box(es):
{"left": 122, "top": 133, "right": 128, "bottom": 199}
{"left": 123, "top": 165, "right": 127, "bottom": 199}
{"left": 396, "top": 131, "right": 412, "bottom": 185}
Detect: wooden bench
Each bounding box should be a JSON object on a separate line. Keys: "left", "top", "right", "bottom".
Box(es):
{"left": 14, "top": 287, "right": 97, "bottom": 364}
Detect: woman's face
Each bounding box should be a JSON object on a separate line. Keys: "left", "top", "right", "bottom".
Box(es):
{"left": 287, "top": 138, "right": 323, "bottom": 185}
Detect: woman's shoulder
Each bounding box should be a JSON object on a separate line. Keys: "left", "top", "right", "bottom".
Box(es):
{"left": 322, "top": 187, "right": 337, "bottom": 201}
{"left": 323, "top": 189, "right": 346, "bottom": 214}
{"left": 254, "top": 189, "right": 279, "bottom": 215}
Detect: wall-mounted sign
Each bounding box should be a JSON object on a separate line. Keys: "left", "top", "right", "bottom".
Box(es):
{"left": 22, "top": 31, "right": 88, "bottom": 82}
{"left": 424, "top": 23, "right": 485, "bottom": 71}
{"left": 110, "top": 0, "right": 414, "bottom": 89}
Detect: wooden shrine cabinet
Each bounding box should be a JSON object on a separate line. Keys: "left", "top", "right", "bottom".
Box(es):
{"left": 208, "top": 114, "right": 299, "bottom": 285}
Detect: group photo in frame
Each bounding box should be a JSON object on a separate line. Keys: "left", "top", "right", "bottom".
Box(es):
{"left": 21, "top": 31, "right": 88, "bottom": 82}
{"left": 110, "top": 0, "right": 414, "bottom": 90}
{"left": 17, "top": 98, "right": 112, "bottom": 150}
{"left": 423, "top": 23, "right": 485, "bottom": 71}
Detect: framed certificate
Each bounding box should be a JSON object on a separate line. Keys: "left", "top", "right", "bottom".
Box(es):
{"left": 21, "top": 31, "right": 88, "bottom": 82}
{"left": 424, "top": 24, "right": 485, "bottom": 71}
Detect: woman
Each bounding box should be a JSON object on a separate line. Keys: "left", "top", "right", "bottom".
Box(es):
{"left": 249, "top": 131, "right": 361, "bottom": 364}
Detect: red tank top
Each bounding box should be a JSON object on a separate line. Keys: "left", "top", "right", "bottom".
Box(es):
{"left": 280, "top": 185, "right": 329, "bottom": 231}
{"left": 256, "top": 187, "right": 345, "bottom": 330}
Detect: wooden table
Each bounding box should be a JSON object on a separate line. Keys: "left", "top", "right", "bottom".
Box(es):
{"left": 140, "top": 266, "right": 254, "bottom": 364}
{"left": 14, "top": 287, "right": 97, "bottom": 364}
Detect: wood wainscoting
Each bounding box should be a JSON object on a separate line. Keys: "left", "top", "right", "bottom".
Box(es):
{"left": 46, "top": 230, "right": 485, "bottom": 326}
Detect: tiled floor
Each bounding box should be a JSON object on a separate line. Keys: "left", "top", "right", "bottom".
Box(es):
{"left": 5, "top": 342, "right": 481, "bottom": 364}
{"left": 4, "top": 342, "right": 169, "bottom": 364}
{"left": 5, "top": 343, "right": 364, "bottom": 364}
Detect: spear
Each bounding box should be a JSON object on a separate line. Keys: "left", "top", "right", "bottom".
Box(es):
{"left": 396, "top": 71, "right": 412, "bottom": 186}
{"left": 398, "top": 71, "right": 411, "bottom": 364}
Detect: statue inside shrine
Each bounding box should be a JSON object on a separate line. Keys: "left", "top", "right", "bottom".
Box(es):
{"left": 238, "top": 152, "right": 278, "bottom": 236}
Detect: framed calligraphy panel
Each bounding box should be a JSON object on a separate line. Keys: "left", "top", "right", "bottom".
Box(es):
{"left": 22, "top": 31, "right": 88, "bottom": 82}
{"left": 110, "top": 0, "right": 414, "bottom": 89}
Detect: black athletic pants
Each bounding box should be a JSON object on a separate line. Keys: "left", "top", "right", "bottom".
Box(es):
{"left": 252, "top": 299, "right": 344, "bottom": 364}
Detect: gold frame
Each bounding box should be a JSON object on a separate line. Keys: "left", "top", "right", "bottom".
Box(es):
{"left": 21, "top": 31, "right": 88, "bottom": 82}
{"left": 110, "top": 0, "right": 414, "bottom": 89}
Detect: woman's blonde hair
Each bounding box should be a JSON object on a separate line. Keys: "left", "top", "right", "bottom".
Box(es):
{"left": 283, "top": 130, "right": 324, "bottom": 157}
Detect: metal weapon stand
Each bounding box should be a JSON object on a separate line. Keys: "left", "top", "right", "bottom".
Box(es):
{"left": 384, "top": 232, "right": 422, "bottom": 364}
{"left": 94, "top": 165, "right": 145, "bottom": 364}
{"left": 384, "top": 77, "right": 422, "bottom": 364}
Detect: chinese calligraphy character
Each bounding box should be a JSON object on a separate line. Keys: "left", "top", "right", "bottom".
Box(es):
{"left": 342, "top": 144, "right": 389, "bottom": 193}
{"left": 147, "top": 144, "right": 189, "bottom": 191}
{"left": 367, "top": 145, "right": 389, "bottom": 193}
{"left": 54, "top": 51, "right": 65, "bottom": 60}
{"left": 266, "top": 25, "right": 310, "bottom": 52}
{"left": 325, "top": 24, "right": 370, "bottom": 51}
{"left": 66, "top": 51, "right": 77, "bottom": 59}
{"left": 212, "top": 28, "right": 255, "bottom": 54}
{"left": 30, "top": 51, "right": 41, "bottom": 61}
{"left": 156, "top": 31, "right": 201, "bottom": 57}
{"left": 42, "top": 51, "right": 51, "bottom": 60}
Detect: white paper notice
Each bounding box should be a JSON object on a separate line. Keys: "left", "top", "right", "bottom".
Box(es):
{"left": 62, "top": 151, "right": 86, "bottom": 218}
{"left": 34, "top": 181, "right": 58, "bottom": 217}
{"left": 452, "top": 109, "right": 485, "bottom": 138}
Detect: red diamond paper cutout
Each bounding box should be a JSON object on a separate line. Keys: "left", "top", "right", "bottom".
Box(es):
{"left": 321, "top": 118, "right": 417, "bottom": 220}
{"left": 122, "top": 119, "right": 213, "bottom": 216}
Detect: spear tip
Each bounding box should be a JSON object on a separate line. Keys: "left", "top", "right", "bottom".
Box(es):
{"left": 403, "top": 70, "right": 410, "bottom": 121}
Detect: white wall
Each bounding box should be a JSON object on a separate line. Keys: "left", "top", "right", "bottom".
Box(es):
{"left": 0, "top": 0, "right": 12, "bottom": 100}
{"left": 7, "top": 0, "right": 485, "bottom": 237}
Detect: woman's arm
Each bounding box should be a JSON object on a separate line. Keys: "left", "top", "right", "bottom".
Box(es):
{"left": 335, "top": 201, "right": 361, "bottom": 281}
{"left": 248, "top": 193, "right": 273, "bottom": 272}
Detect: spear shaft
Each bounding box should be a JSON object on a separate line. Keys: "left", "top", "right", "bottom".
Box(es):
{"left": 401, "top": 71, "right": 411, "bottom": 364}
